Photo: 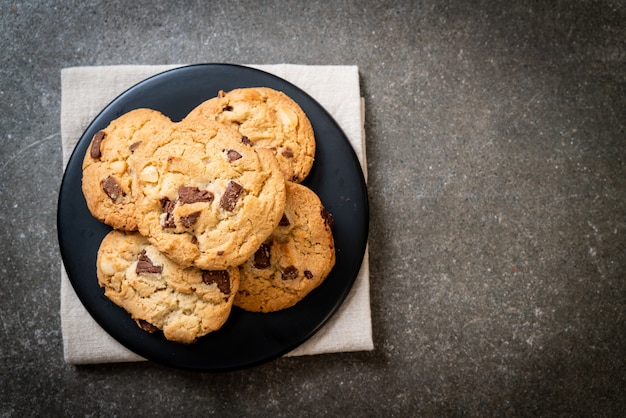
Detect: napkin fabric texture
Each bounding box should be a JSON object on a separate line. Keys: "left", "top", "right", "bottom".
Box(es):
{"left": 60, "top": 64, "right": 371, "bottom": 364}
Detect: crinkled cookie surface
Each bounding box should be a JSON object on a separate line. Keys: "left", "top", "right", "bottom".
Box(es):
{"left": 97, "top": 230, "right": 239, "bottom": 343}
{"left": 184, "top": 87, "right": 316, "bottom": 183}
{"left": 133, "top": 118, "right": 286, "bottom": 270}
{"left": 235, "top": 182, "right": 336, "bottom": 313}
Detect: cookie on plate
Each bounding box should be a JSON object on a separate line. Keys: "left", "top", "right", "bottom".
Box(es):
{"left": 82, "top": 108, "right": 173, "bottom": 231}
{"left": 234, "top": 182, "right": 336, "bottom": 313}
{"left": 96, "top": 230, "right": 240, "bottom": 344}
{"left": 133, "top": 119, "right": 286, "bottom": 270}
{"left": 183, "top": 87, "right": 316, "bottom": 183}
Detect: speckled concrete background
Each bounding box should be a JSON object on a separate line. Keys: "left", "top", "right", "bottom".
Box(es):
{"left": 1, "top": 1, "right": 624, "bottom": 416}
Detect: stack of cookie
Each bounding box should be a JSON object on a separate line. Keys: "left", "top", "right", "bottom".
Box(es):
{"left": 82, "top": 87, "right": 336, "bottom": 344}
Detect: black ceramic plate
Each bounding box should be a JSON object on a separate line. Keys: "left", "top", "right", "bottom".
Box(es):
{"left": 57, "top": 64, "right": 368, "bottom": 371}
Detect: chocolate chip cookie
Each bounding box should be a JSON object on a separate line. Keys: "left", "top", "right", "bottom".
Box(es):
{"left": 133, "top": 119, "right": 287, "bottom": 270}
{"left": 234, "top": 182, "right": 336, "bottom": 313}
{"left": 96, "top": 230, "right": 239, "bottom": 344}
{"left": 183, "top": 87, "right": 316, "bottom": 183}
{"left": 82, "top": 108, "right": 173, "bottom": 230}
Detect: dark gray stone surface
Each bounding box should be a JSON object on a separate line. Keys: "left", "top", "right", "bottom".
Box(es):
{"left": 1, "top": 1, "right": 624, "bottom": 416}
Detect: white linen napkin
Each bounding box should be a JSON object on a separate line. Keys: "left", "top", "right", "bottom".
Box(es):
{"left": 60, "top": 64, "right": 372, "bottom": 364}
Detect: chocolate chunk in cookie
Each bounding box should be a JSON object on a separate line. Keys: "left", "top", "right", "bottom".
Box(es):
{"left": 161, "top": 198, "right": 176, "bottom": 229}
{"left": 101, "top": 176, "right": 124, "bottom": 202}
{"left": 281, "top": 265, "right": 298, "bottom": 280}
{"left": 180, "top": 211, "right": 201, "bottom": 228}
{"left": 226, "top": 149, "right": 242, "bottom": 162}
{"left": 220, "top": 181, "right": 244, "bottom": 211}
{"left": 90, "top": 131, "right": 105, "bottom": 158}
{"left": 253, "top": 243, "right": 272, "bottom": 269}
{"left": 136, "top": 250, "right": 162, "bottom": 274}
{"left": 178, "top": 186, "right": 214, "bottom": 205}
{"left": 202, "top": 270, "right": 232, "bottom": 295}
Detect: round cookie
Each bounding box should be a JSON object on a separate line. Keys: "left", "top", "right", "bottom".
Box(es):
{"left": 82, "top": 108, "right": 173, "bottom": 231}
{"left": 234, "top": 182, "right": 336, "bottom": 313}
{"left": 133, "top": 119, "right": 286, "bottom": 270}
{"left": 96, "top": 230, "right": 240, "bottom": 344}
{"left": 183, "top": 87, "right": 316, "bottom": 183}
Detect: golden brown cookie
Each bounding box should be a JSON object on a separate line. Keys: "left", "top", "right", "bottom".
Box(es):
{"left": 96, "top": 230, "right": 239, "bottom": 344}
{"left": 234, "top": 182, "right": 336, "bottom": 313}
{"left": 81, "top": 108, "right": 173, "bottom": 230}
{"left": 133, "top": 119, "right": 286, "bottom": 270}
{"left": 183, "top": 87, "right": 316, "bottom": 183}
